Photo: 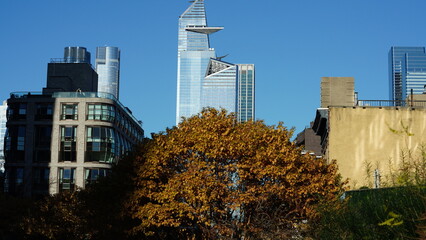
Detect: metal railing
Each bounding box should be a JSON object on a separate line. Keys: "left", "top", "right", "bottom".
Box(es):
{"left": 50, "top": 58, "right": 90, "bottom": 63}
{"left": 9, "top": 92, "right": 46, "bottom": 98}
{"left": 357, "top": 100, "right": 426, "bottom": 108}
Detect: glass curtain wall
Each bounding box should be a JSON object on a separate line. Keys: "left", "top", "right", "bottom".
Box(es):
{"left": 95, "top": 47, "right": 121, "bottom": 99}
{"left": 202, "top": 59, "right": 237, "bottom": 113}
{"left": 176, "top": 0, "right": 216, "bottom": 124}
{"left": 237, "top": 64, "right": 255, "bottom": 122}
{"left": 389, "top": 47, "right": 426, "bottom": 101}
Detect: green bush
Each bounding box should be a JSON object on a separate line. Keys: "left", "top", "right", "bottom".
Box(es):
{"left": 312, "top": 187, "right": 426, "bottom": 240}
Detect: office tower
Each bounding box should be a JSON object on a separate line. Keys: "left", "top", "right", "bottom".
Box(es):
{"left": 202, "top": 59, "right": 237, "bottom": 113}
{"left": 0, "top": 101, "right": 7, "bottom": 174}
{"left": 64, "top": 46, "right": 91, "bottom": 64}
{"left": 389, "top": 47, "right": 426, "bottom": 102}
{"left": 236, "top": 64, "right": 255, "bottom": 122}
{"left": 95, "top": 47, "right": 120, "bottom": 99}
{"left": 202, "top": 60, "right": 255, "bottom": 122}
{"left": 176, "top": 0, "right": 223, "bottom": 124}
{"left": 320, "top": 77, "right": 355, "bottom": 108}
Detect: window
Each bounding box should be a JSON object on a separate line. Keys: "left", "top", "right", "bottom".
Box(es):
{"left": 59, "top": 168, "right": 75, "bottom": 192}
{"left": 4, "top": 167, "right": 24, "bottom": 195}
{"left": 7, "top": 103, "right": 27, "bottom": 120}
{"left": 4, "top": 126, "right": 25, "bottom": 162}
{"left": 59, "top": 126, "right": 77, "bottom": 162}
{"left": 85, "top": 168, "right": 109, "bottom": 185}
{"left": 35, "top": 103, "right": 53, "bottom": 120}
{"left": 87, "top": 103, "right": 115, "bottom": 122}
{"left": 34, "top": 126, "right": 52, "bottom": 162}
{"left": 85, "top": 126, "right": 116, "bottom": 163}
{"left": 33, "top": 167, "right": 50, "bottom": 194}
{"left": 61, "top": 104, "right": 78, "bottom": 120}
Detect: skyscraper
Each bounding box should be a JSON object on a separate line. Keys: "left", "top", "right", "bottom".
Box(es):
{"left": 176, "top": 0, "right": 223, "bottom": 124}
{"left": 236, "top": 64, "right": 255, "bottom": 122}
{"left": 202, "top": 59, "right": 237, "bottom": 113}
{"left": 389, "top": 47, "right": 426, "bottom": 102}
{"left": 96, "top": 47, "right": 121, "bottom": 99}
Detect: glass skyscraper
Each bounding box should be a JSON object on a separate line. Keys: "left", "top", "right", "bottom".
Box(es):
{"left": 202, "top": 59, "right": 237, "bottom": 113}
{"left": 389, "top": 46, "right": 426, "bottom": 102}
{"left": 201, "top": 60, "right": 255, "bottom": 122}
{"left": 237, "top": 64, "right": 255, "bottom": 122}
{"left": 176, "top": 0, "right": 255, "bottom": 124}
{"left": 96, "top": 46, "right": 121, "bottom": 99}
{"left": 176, "top": 0, "right": 223, "bottom": 124}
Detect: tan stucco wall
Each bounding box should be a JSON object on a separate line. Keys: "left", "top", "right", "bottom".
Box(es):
{"left": 327, "top": 107, "right": 426, "bottom": 188}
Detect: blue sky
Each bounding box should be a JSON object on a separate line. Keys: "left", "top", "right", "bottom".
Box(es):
{"left": 1, "top": 0, "right": 426, "bottom": 136}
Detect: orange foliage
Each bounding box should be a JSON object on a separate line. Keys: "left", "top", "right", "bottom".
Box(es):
{"left": 129, "top": 108, "right": 345, "bottom": 238}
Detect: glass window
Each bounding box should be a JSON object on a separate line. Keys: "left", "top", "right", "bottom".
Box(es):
{"left": 59, "top": 126, "right": 77, "bottom": 162}
{"left": 59, "top": 168, "right": 75, "bottom": 192}
{"left": 4, "top": 126, "right": 25, "bottom": 162}
{"left": 87, "top": 103, "right": 115, "bottom": 122}
{"left": 61, "top": 104, "right": 78, "bottom": 120}
{"left": 4, "top": 167, "right": 24, "bottom": 195}
{"left": 34, "top": 126, "right": 52, "bottom": 162}
{"left": 7, "top": 103, "right": 27, "bottom": 120}
{"left": 85, "top": 126, "right": 116, "bottom": 163}
{"left": 85, "top": 168, "right": 109, "bottom": 185}
{"left": 35, "top": 103, "right": 53, "bottom": 120}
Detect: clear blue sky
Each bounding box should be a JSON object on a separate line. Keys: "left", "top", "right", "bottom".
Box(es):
{"left": 1, "top": 0, "right": 426, "bottom": 136}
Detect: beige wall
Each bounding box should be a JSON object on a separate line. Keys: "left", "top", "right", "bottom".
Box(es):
{"left": 327, "top": 107, "right": 426, "bottom": 188}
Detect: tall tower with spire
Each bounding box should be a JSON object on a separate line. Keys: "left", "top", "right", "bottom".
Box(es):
{"left": 176, "top": 0, "right": 223, "bottom": 124}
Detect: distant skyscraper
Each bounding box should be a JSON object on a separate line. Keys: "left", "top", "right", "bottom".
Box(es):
{"left": 95, "top": 47, "right": 120, "bottom": 99}
{"left": 236, "top": 64, "right": 255, "bottom": 122}
{"left": 389, "top": 47, "right": 426, "bottom": 102}
{"left": 64, "top": 46, "right": 91, "bottom": 64}
{"left": 202, "top": 59, "right": 237, "bottom": 113}
{"left": 176, "top": 0, "right": 223, "bottom": 124}
{"left": 202, "top": 61, "right": 255, "bottom": 122}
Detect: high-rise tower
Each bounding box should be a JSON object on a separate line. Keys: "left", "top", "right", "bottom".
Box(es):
{"left": 176, "top": 0, "right": 223, "bottom": 124}
{"left": 389, "top": 47, "right": 426, "bottom": 102}
{"left": 95, "top": 47, "right": 121, "bottom": 99}
{"left": 236, "top": 64, "right": 255, "bottom": 122}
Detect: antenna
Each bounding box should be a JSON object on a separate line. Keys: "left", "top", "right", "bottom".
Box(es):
{"left": 216, "top": 54, "right": 229, "bottom": 61}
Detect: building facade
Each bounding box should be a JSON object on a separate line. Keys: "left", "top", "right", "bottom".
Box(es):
{"left": 389, "top": 47, "right": 426, "bottom": 102}
{"left": 202, "top": 59, "right": 237, "bottom": 113}
{"left": 314, "top": 106, "right": 426, "bottom": 189}
{"left": 4, "top": 92, "right": 143, "bottom": 197}
{"left": 95, "top": 47, "right": 120, "bottom": 99}
{"left": 4, "top": 52, "right": 143, "bottom": 197}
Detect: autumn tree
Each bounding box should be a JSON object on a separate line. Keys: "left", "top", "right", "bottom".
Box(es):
{"left": 129, "top": 108, "right": 344, "bottom": 239}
